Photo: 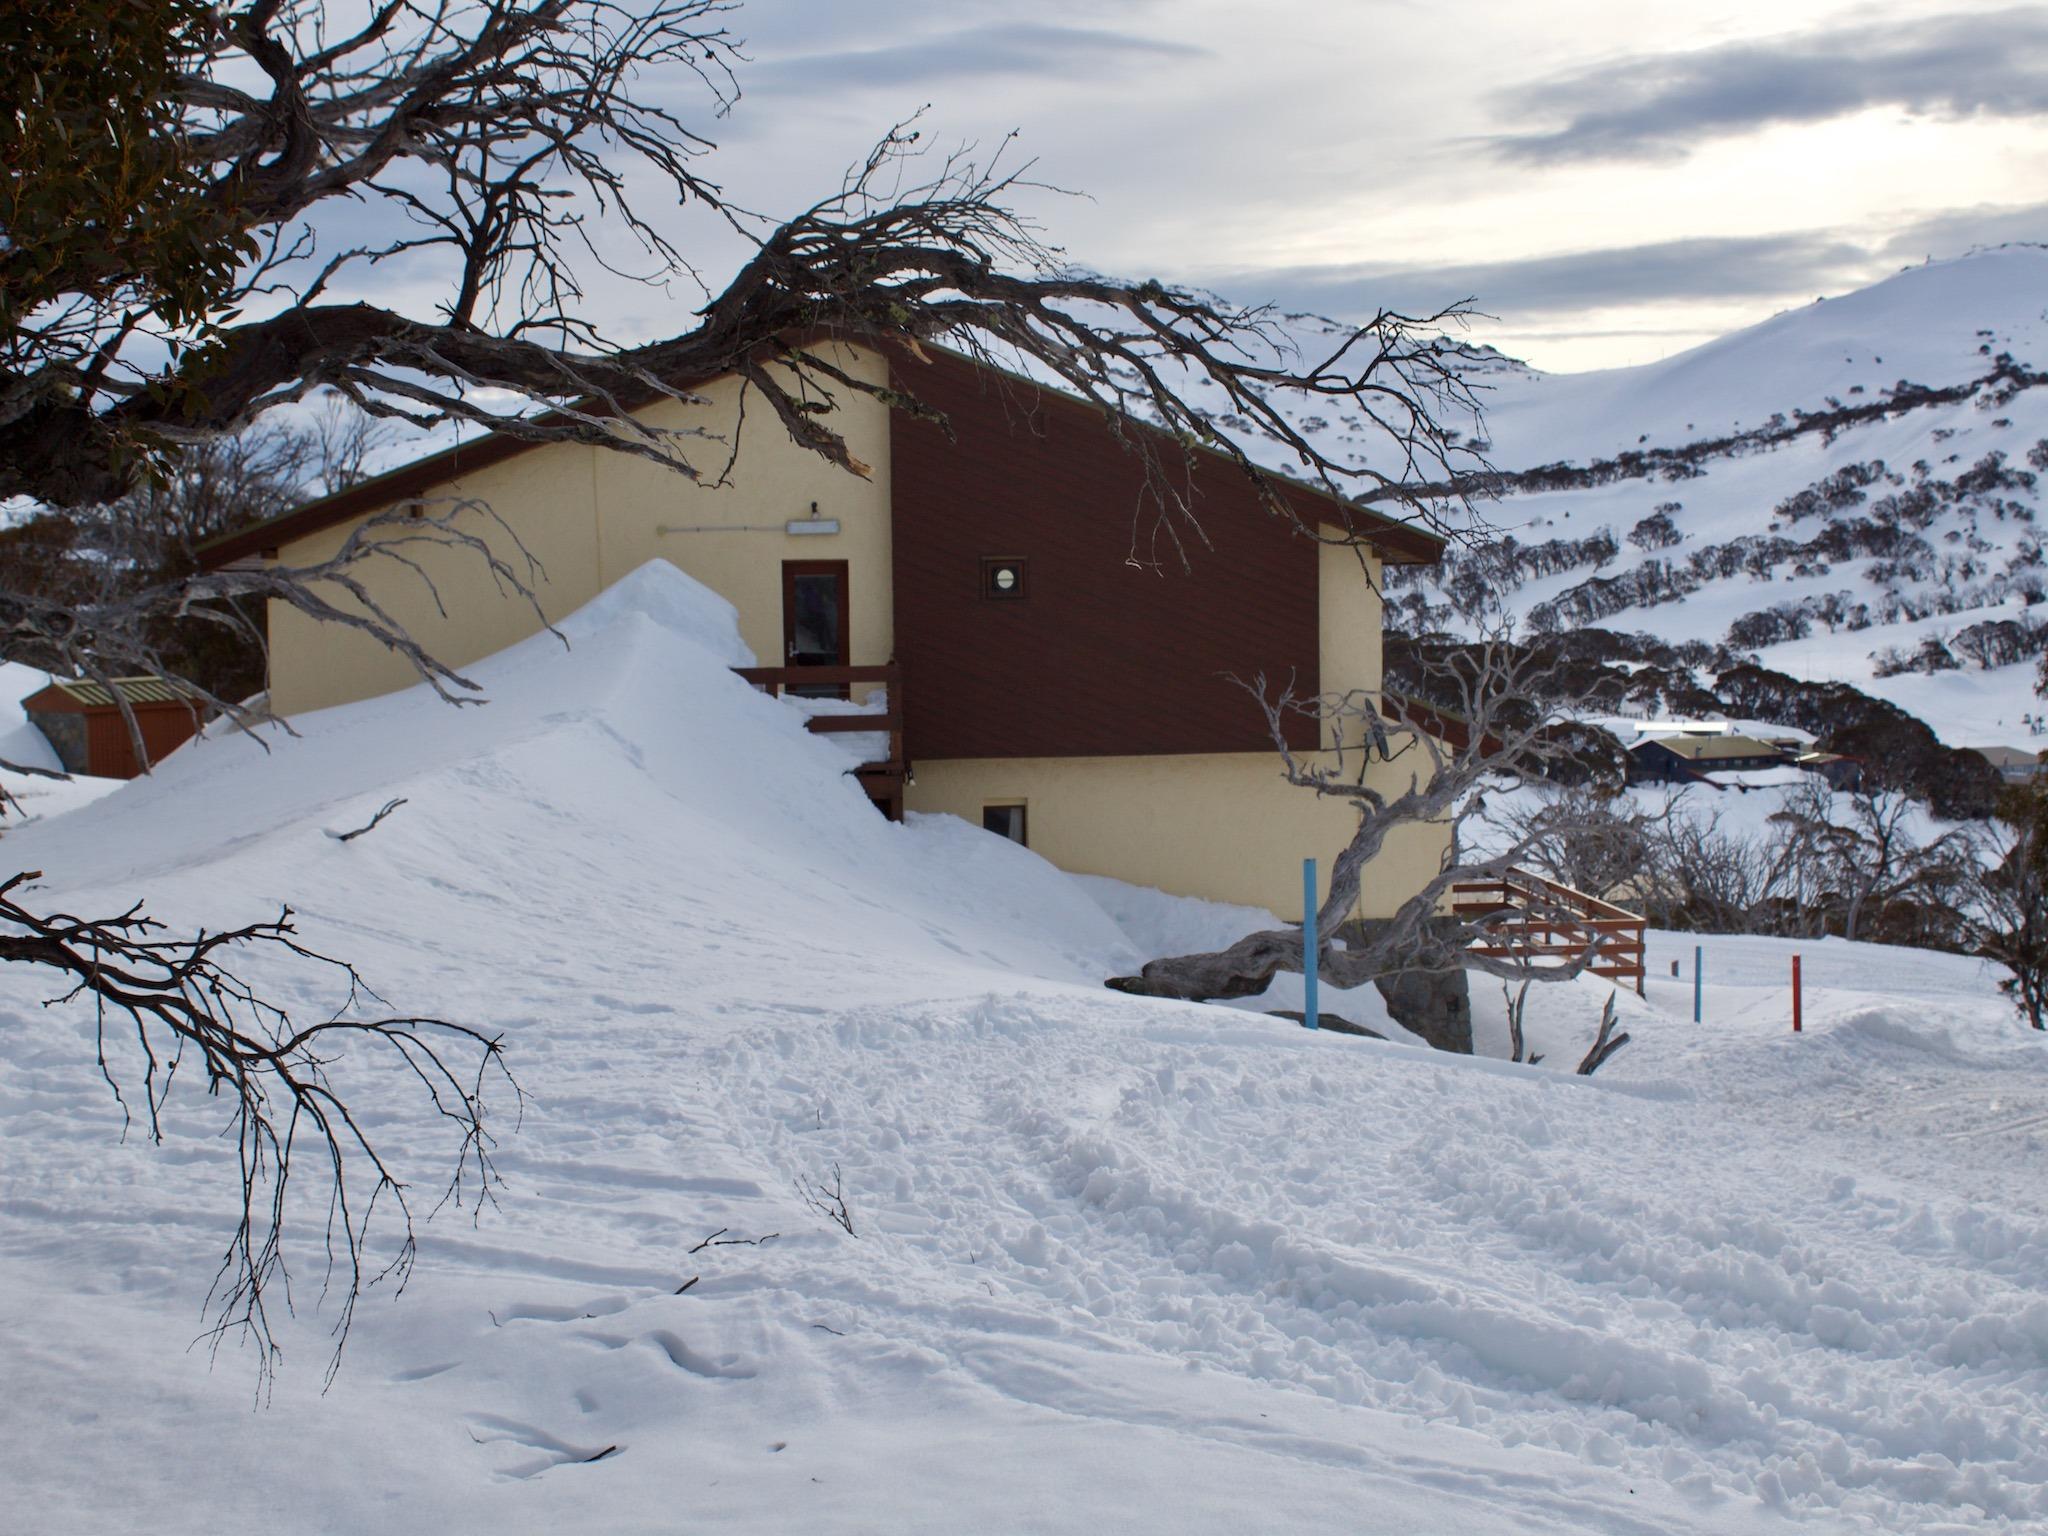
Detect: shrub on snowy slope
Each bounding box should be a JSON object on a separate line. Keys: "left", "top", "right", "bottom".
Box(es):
{"left": 1367, "top": 253, "right": 2048, "bottom": 754}
{"left": 1384, "top": 629, "right": 2001, "bottom": 817}
{"left": 1966, "top": 782, "right": 2048, "bottom": 1030}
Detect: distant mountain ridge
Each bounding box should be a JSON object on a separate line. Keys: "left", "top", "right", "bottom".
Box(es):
{"left": 1356, "top": 246, "right": 2048, "bottom": 751}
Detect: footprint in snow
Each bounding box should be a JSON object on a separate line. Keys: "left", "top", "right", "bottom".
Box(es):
{"left": 464, "top": 1414, "right": 623, "bottom": 1479}
{"left": 645, "top": 1328, "right": 756, "bottom": 1379}
{"left": 570, "top": 1326, "right": 755, "bottom": 1379}
{"left": 388, "top": 1361, "right": 460, "bottom": 1384}
{"left": 491, "top": 1294, "right": 633, "bottom": 1325}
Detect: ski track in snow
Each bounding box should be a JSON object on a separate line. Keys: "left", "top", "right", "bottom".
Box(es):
{"left": 0, "top": 564, "right": 2044, "bottom": 1534}
{"left": 699, "top": 982, "right": 2048, "bottom": 1530}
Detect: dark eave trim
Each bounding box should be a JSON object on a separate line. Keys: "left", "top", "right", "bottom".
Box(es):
{"left": 201, "top": 332, "right": 1446, "bottom": 570}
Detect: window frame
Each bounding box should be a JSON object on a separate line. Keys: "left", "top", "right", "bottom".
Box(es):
{"left": 981, "top": 801, "right": 1029, "bottom": 845}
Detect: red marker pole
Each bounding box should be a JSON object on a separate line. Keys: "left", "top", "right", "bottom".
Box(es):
{"left": 1792, "top": 954, "right": 1802, "bottom": 1034}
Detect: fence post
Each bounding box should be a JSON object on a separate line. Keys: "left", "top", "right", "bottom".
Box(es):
{"left": 1302, "top": 858, "right": 1319, "bottom": 1031}
{"left": 1792, "top": 954, "right": 1802, "bottom": 1033}
{"left": 1694, "top": 944, "right": 1703, "bottom": 1024}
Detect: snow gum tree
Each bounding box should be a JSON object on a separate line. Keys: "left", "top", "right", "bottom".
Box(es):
{"left": 1968, "top": 784, "right": 2048, "bottom": 1030}
{"left": 1, "top": 0, "right": 1489, "bottom": 1383}
{"left": 1108, "top": 637, "right": 1638, "bottom": 1066}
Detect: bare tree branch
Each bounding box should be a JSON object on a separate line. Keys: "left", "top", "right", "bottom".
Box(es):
{"left": 0, "top": 756, "right": 70, "bottom": 782}
{"left": 326, "top": 797, "right": 408, "bottom": 843}
{"left": 1574, "top": 992, "right": 1631, "bottom": 1076}
{"left": 795, "top": 1163, "right": 856, "bottom": 1237}
{"left": 7, "top": 15, "right": 1492, "bottom": 563}
{"left": 1108, "top": 637, "right": 1631, "bottom": 1041}
{"left": 0, "top": 870, "right": 518, "bottom": 1395}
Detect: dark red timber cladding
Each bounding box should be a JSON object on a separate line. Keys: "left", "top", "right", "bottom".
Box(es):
{"left": 85, "top": 706, "right": 195, "bottom": 779}
{"left": 890, "top": 348, "right": 1320, "bottom": 761}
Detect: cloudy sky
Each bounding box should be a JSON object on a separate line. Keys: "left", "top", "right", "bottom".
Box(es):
{"left": 643, "top": 0, "right": 2048, "bottom": 372}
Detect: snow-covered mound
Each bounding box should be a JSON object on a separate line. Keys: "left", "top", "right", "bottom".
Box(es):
{"left": 0, "top": 560, "right": 1134, "bottom": 985}
{"left": 2, "top": 561, "right": 2046, "bottom": 1533}
{"left": 0, "top": 660, "right": 57, "bottom": 773}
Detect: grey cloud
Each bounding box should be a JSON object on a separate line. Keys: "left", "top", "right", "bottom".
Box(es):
{"left": 1209, "top": 203, "right": 2048, "bottom": 323}
{"left": 1215, "top": 234, "right": 1871, "bottom": 322}
{"left": 750, "top": 22, "right": 1205, "bottom": 93}
{"left": 1491, "top": 8, "right": 2048, "bottom": 164}
{"left": 1880, "top": 201, "right": 2048, "bottom": 260}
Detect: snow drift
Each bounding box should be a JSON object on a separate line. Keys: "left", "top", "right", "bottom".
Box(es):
{"left": 1, "top": 560, "right": 2045, "bottom": 1534}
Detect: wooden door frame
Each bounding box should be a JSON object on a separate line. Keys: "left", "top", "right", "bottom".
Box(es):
{"left": 782, "top": 557, "right": 851, "bottom": 665}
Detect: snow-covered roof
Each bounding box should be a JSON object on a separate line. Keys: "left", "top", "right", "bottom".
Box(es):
{"left": 25, "top": 676, "right": 195, "bottom": 711}
{"left": 1632, "top": 733, "right": 1792, "bottom": 762}
{"left": 1971, "top": 744, "right": 2047, "bottom": 768}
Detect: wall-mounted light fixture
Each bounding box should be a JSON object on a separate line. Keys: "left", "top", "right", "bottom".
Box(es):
{"left": 656, "top": 502, "right": 843, "bottom": 537}
{"left": 787, "top": 499, "right": 840, "bottom": 537}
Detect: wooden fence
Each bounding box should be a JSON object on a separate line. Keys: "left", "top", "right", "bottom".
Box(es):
{"left": 733, "top": 663, "right": 906, "bottom": 821}
{"left": 1451, "top": 867, "right": 1647, "bottom": 995}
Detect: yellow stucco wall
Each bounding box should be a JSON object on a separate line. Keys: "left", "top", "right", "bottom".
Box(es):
{"left": 1319, "top": 534, "right": 1383, "bottom": 734}
{"left": 266, "top": 344, "right": 894, "bottom": 716}
{"left": 268, "top": 437, "right": 606, "bottom": 714}
{"left": 588, "top": 360, "right": 894, "bottom": 678}
{"left": 905, "top": 750, "right": 1448, "bottom": 923}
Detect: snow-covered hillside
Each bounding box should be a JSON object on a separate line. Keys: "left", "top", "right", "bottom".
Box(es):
{"left": 1374, "top": 247, "right": 2048, "bottom": 749}
{"left": 2, "top": 563, "right": 2045, "bottom": 1533}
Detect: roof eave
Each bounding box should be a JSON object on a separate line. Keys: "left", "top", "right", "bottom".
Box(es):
{"left": 202, "top": 332, "right": 1450, "bottom": 569}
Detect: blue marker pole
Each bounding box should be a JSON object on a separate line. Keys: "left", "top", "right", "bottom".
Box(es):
{"left": 1694, "top": 944, "right": 1704, "bottom": 1024}
{"left": 1303, "top": 857, "right": 1320, "bottom": 1031}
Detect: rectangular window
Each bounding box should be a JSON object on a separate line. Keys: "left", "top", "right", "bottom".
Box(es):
{"left": 782, "top": 559, "right": 849, "bottom": 699}
{"left": 982, "top": 803, "right": 1027, "bottom": 845}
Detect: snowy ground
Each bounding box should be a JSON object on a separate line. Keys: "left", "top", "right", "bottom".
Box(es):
{"left": 2, "top": 563, "right": 2044, "bottom": 1533}
{"left": 0, "top": 660, "right": 55, "bottom": 768}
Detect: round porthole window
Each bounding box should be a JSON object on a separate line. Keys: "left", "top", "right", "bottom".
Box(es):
{"left": 981, "top": 556, "right": 1027, "bottom": 599}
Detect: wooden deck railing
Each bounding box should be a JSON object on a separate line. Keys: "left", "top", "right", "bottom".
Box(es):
{"left": 1451, "top": 867, "right": 1647, "bottom": 995}
{"left": 733, "top": 663, "right": 906, "bottom": 821}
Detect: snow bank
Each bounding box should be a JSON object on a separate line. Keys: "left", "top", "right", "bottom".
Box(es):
{"left": 553, "top": 560, "right": 755, "bottom": 663}
{"left": 0, "top": 561, "right": 1132, "bottom": 987}
{"left": 1072, "top": 871, "right": 1277, "bottom": 959}
{"left": 3, "top": 560, "right": 2047, "bottom": 1534}
{"left": 0, "top": 660, "right": 59, "bottom": 774}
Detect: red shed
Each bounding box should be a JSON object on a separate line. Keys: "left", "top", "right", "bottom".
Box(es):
{"left": 21, "top": 676, "right": 202, "bottom": 779}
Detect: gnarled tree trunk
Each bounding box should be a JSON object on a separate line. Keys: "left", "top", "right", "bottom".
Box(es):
{"left": 1105, "top": 638, "right": 1635, "bottom": 1056}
